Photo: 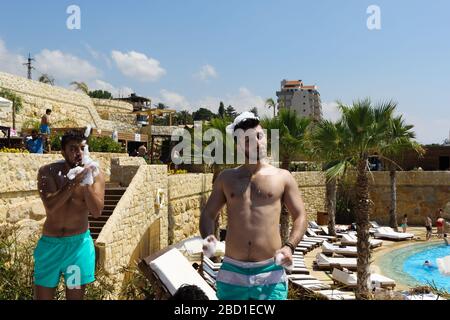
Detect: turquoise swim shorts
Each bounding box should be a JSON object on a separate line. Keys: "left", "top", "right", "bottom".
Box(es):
{"left": 33, "top": 230, "right": 95, "bottom": 288}
{"left": 216, "top": 256, "right": 288, "bottom": 300}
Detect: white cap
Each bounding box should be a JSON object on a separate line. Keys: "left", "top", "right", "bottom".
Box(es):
{"left": 225, "top": 111, "right": 260, "bottom": 135}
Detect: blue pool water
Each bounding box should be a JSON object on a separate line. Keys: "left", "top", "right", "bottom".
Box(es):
{"left": 403, "top": 244, "right": 450, "bottom": 292}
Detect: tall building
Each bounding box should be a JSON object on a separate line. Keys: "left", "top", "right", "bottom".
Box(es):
{"left": 276, "top": 79, "right": 322, "bottom": 121}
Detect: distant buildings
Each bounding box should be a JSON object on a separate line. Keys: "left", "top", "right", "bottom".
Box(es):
{"left": 276, "top": 79, "right": 322, "bottom": 121}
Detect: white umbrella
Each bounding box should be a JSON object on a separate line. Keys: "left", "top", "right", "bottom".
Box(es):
{"left": 0, "top": 96, "right": 12, "bottom": 110}
{"left": 0, "top": 97, "right": 12, "bottom": 120}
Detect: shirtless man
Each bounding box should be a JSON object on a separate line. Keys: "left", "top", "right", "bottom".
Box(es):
{"left": 34, "top": 131, "right": 105, "bottom": 300}
{"left": 40, "top": 109, "right": 52, "bottom": 135}
{"left": 200, "top": 113, "right": 308, "bottom": 300}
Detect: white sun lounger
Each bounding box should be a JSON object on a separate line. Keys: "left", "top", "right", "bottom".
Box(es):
{"left": 307, "top": 228, "right": 338, "bottom": 242}
{"left": 140, "top": 248, "right": 218, "bottom": 300}
{"left": 321, "top": 241, "right": 358, "bottom": 257}
{"left": 436, "top": 255, "right": 450, "bottom": 276}
{"left": 315, "top": 253, "right": 357, "bottom": 270}
{"left": 341, "top": 233, "right": 383, "bottom": 248}
{"left": 331, "top": 268, "right": 396, "bottom": 289}
{"left": 374, "top": 227, "right": 414, "bottom": 240}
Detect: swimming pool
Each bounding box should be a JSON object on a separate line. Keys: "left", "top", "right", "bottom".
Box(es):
{"left": 378, "top": 242, "right": 450, "bottom": 293}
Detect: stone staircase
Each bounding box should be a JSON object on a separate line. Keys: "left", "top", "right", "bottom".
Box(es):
{"left": 88, "top": 183, "right": 127, "bottom": 240}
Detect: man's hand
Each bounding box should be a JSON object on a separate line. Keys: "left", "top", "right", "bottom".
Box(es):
{"left": 71, "top": 167, "right": 91, "bottom": 186}
{"left": 202, "top": 235, "right": 218, "bottom": 258}
{"left": 274, "top": 246, "right": 293, "bottom": 268}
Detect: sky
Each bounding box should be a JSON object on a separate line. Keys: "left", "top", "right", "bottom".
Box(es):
{"left": 0, "top": 0, "right": 449, "bottom": 144}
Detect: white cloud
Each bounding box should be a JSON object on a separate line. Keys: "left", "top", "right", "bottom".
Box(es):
{"left": 157, "top": 89, "right": 191, "bottom": 110}
{"left": 321, "top": 101, "right": 341, "bottom": 122}
{"left": 90, "top": 80, "right": 134, "bottom": 98}
{"left": 84, "top": 43, "right": 112, "bottom": 69}
{"left": 194, "top": 64, "right": 218, "bottom": 81}
{"left": 111, "top": 50, "right": 166, "bottom": 82}
{"left": 35, "top": 49, "right": 100, "bottom": 82}
{"left": 0, "top": 39, "right": 26, "bottom": 76}
{"left": 197, "top": 87, "right": 269, "bottom": 117}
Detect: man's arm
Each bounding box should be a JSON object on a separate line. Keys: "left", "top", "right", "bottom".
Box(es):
{"left": 282, "top": 171, "right": 308, "bottom": 248}
{"left": 38, "top": 166, "right": 87, "bottom": 216}
{"left": 200, "top": 172, "right": 227, "bottom": 238}
{"left": 83, "top": 170, "right": 105, "bottom": 218}
{"left": 275, "top": 170, "right": 308, "bottom": 265}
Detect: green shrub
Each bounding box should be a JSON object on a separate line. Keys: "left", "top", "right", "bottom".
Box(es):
{"left": 50, "top": 132, "right": 63, "bottom": 151}
{"left": 88, "top": 136, "right": 125, "bottom": 153}
{"left": 22, "top": 119, "right": 40, "bottom": 131}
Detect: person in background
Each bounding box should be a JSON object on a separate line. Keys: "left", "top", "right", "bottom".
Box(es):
{"left": 40, "top": 109, "right": 52, "bottom": 135}
{"left": 425, "top": 215, "right": 433, "bottom": 241}
{"left": 400, "top": 214, "right": 408, "bottom": 233}
{"left": 444, "top": 234, "right": 449, "bottom": 246}
{"left": 436, "top": 209, "right": 445, "bottom": 238}
{"left": 24, "top": 129, "right": 45, "bottom": 154}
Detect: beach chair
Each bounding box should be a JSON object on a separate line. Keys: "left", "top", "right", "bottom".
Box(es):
{"left": 321, "top": 241, "right": 358, "bottom": 257}
{"left": 315, "top": 253, "right": 357, "bottom": 270}
{"left": 319, "top": 226, "right": 347, "bottom": 238}
{"left": 306, "top": 228, "right": 338, "bottom": 242}
{"left": 139, "top": 247, "right": 218, "bottom": 300}
{"left": 340, "top": 232, "right": 383, "bottom": 248}
{"left": 302, "top": 235, "right": 325, "bottom": 244}
{"left": 288, "top": 275, "right": 331, "bottom": 291}
{"left": 373, "top": 227, "right": 414, "bottom": 241}
{"left": 331, "top": 268, "right": 396, "bottom": 289}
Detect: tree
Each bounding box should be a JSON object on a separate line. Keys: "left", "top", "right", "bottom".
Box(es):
{"left": 0, "top": 89, "right": 23, "bottom": 130}
{"left": 89, "top": 90, "right": 113, "bottom": 99}
{"left": 262, "top": 109, "right": 312, "bottom": 243}
{"left": 193, "top": 107, "right": 215, "bottom": 121}
{"left": 218, "top": 102, "right": 226, "bottom": 118}
{"left": 265, "top": 98, "right": 277, "bottom": 118}
{"left": 156, "top": 103, "right": 167, "bottom": 110}
{"left": 326, "top": 98, "right": 401, "bottom": 299}
{"left": 249, "top": 107, "right": 258, "bottom": 117}
{"left": 379, "top": 113, "right": 424, "bottom": 231}
{"left": 70, "top": 81, "right": 89, "bottom": 95}
{"left": 38, "top": 74, "right": 55, "bottom": 86}
{"left": 308, "top": 120, "right": 350, "bottom": 237}
{"left": 225, "top": 105, "right": 237, "bottom": 120}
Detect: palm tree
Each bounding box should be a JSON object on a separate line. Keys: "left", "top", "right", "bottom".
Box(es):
{"left": 38, "top": 74, "right": 55, "bottom": 85}
{"left": 308, "top": 120, "right": 351, "bottom": 237}
{"left": 70, "top": 81, "right": 89, "bottom": 95}
{"left": 326, "top": 99, "right": 398, "bottom": 299}
{"left": 379, "top": 114, "right": 424, "bottom": 231}
{"left": 262, "top": 109, "right": 312, "bottom": 243}
{"left": 265, "top": 98, "right": 277, "bottom": 118}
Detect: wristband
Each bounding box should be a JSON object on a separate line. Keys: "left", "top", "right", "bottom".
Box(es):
{"left": 284, "top": 241, "right": 295, "bottom": 254}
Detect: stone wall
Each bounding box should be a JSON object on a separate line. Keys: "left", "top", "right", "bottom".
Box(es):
{"left": 369, "top": 171, "right": 450, "bottom": 225}
{"left": 91, "top": 98, "right": 137, "bottom": 132}
{"left": 0, "top": 152, "right": 131, "bottom": 225}
{"left": 0, "top": 72, "right": 135, "bottom": 133}
{"left": 95, "top": 165, "right": 168, "bottom": 282}
{"left": 168, "top": 174, "right": 214, "bottom": 244}
{"left": 291, "top": 171, "right": 327, "bottom": 221}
